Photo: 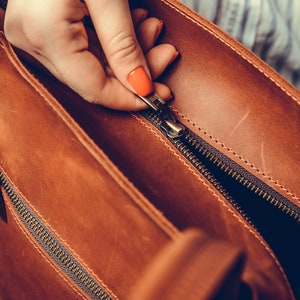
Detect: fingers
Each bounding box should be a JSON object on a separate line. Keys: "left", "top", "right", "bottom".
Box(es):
{"left": 4, "top": 0, "right": 178, "bottom": 111}
{"left": 54, "top": 44, "right": 178, "bottom": 111}
{"left": 85, "top": 0, "right": 152, "bottom": 96}
{"left": 77, "top": 3, "right": 178, "bottom": 110}
{"left": 146, "top": 44, "right": 179, "bottom": 79}
{"left": 153, "top": 82, "right": 173, "bottom": 101}
{"left": 136, "top": 18, "right": 164, "bottom": 53}
{"left": 131, "top": 8, "right": 149, "bottom": 27}
{"left": 45, "top": 6, "right": 178, "bottom": 111}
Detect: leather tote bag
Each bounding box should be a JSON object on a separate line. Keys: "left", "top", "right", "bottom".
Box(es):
{"left": 1, "top": 0, "right": 300, "bottom": 299}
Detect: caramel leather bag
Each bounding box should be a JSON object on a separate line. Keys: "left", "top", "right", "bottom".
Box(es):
{"left": 1, "top": 1, "right": 300, "bottom": 299}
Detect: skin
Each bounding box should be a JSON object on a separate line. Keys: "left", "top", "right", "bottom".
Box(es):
{"left": 4, "top": 0, "right": 178, "bottom": 110}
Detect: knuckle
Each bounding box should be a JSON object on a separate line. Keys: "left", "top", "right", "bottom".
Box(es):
{"left": 107, "top": 31, "right": 139, "bottom": 63}
{"left": 4, "top": 8, "right": 46, "bottom": 54}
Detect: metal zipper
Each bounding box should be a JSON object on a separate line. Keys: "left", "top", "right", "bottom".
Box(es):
{"left": 138, "top": 93, "right": 300, "bottom": 299}
{"left": 1, "top": 90, "right": 299, "bottom": 298}
{"left": 138, "top": 93, "right": 300, "bottom": 223}
{"left": 0, "top": 172, "right": 111, "bottom": 300}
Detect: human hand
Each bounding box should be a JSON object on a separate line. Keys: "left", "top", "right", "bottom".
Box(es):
{"left": 4, "top": 0, "right": 178, "bottom": 110}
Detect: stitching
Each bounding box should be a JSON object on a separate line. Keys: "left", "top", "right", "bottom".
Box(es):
{"left": 160, "top": 0, "right": 300, "bottom": 201}
{"left": 0, "top": 37, "right": 178, "bottom": 240}
{"left": 1, "top": 14, "right": 294, "bottom": 297}
{"left": 132, "top": 114, "right": 294, "bottom": 298}
{"left": 3, "top": 8, "right": 299, "bottom": 203}
{"left": 4, "top": 196, "right": 88, "bottom": 300}
{"left": 1, "top": 169, "right": 118, "bottom": 300}
{"left": 18, "top": 167, "right": 178, "bottom": 262}
{"left": 171, "top": 106, "right": 300, "bottom": 202}
{"left": 161, "top": 0, "right": 300, "bottom": 106}
{"left": 30, "top": 207, "right": 118, "bottom": 300}
{"left": 24, "top": 203, "right": 118, "bottom": 299}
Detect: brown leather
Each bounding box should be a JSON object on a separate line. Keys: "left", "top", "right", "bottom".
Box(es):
{"left": 0, "top": 14, "right": 178, "bottom": 299}
{"left": 149, "top": 0, "right": 300, "bottom": 203}
{"left": 130, "top": 229, "right": 244, "bottom": 300}
{"left": 0, "top": 7, "right": 243, "bottom": 300}
{"left": 1, "top": 0, "right": 300, "bottom": 299}
{"left": 0, "top": 186, "right": 86, "bottom": 299}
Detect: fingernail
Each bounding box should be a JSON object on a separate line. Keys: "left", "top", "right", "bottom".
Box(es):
{"left": 135, "top": 9, "right": 149, "bottom": 25}
{"left": 166, "top": 93, "right": 174, "bottom": 101}
{"left": 139, "top": 9, "right": 149, "bottom": 23}
{"left": 169, "top": 50, "right": 180, "bottom": 64}
{"left": 154, "top": 20, "right": 164, "bottom": 40}
{"left": 128, "top": 66, "right": 153, "bottom": 97}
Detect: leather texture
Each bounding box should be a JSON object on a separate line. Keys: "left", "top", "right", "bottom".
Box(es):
{"left": 1, "top": 0, "right": 300, "bottom": 299}
{"left": 130, "top": 229, "right": 244, "bottom": 300}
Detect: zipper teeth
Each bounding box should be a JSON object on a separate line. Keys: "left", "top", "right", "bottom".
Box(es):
{"left": 141, "top": 110, "right": 300, "bottom": 223}
{"left": 182, "top": 131, "right": 300, "bottom": 222}
{"left": 141, "top": 110, "right": 255, "bottom": 223}
{"left": 172, "top": 138, "right": 257, "bottom": 227}
{"left": 0, "top": 173, "right": 111, "bottom": 300}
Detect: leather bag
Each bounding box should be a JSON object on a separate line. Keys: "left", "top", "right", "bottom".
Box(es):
{"left": 1, "top": 0, "right": 300, "bottom": 299}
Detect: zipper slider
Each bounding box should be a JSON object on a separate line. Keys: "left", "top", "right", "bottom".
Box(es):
{"left": 138, "top": 92, "right": 185, "bottom": 139}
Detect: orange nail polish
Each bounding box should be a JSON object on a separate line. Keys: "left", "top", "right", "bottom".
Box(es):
{"left": 128, "top": 66, "right": 153, "bottom": 97}
{"left": 169, "top": 51, "right": 179, "bottom": 64}
{"left": 154, "top": 20, "right": 164, "bottom": 40}
{"left": 166, "top": 93, "right": 174, "bottom": 101}
{"left": 137, "top": 9, "right": 148, "bottom": 24}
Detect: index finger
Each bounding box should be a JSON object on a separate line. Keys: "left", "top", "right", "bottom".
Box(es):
{"left": 84, "top": 0, "right": 152, "bottom": 94}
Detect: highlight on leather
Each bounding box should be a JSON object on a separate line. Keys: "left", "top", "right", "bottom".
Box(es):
{"left": 1, "top": 0, "right": 300, "bottom": 299}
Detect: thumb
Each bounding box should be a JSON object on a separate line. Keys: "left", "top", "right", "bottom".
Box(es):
{"left": 85, "top": 0, "right": 153, "bottom": 97}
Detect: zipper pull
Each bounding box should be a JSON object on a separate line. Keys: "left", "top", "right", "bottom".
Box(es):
{"left": 138, "top": 92, "right": 185, "bottom": 139}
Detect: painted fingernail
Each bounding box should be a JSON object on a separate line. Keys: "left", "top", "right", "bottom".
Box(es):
{"left": 128, "top": 66, "right": 153, "bottom": 97}
{"left": 166, "top": 93, "right": 174, "bottom": 101}
{"left": 139, "top": 9, "right": 149, "bottom": 22}
{"left": 154, "top": 20, "right": 164, "bottom": 40}
{"left": 135, "top": 9, "right": 149, "bottom": 25}
{"left": 169, "top": 50, "right": 180, "bottom": 64}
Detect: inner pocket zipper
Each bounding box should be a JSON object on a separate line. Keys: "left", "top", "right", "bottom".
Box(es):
{"left": 138, "top": 92, "right": 300, "bottom": 299}
{"left": 140, "top": 104, "right": 300, "bottom": 221}
{"left": 0, "top": 172, "right": 112, "bottom": 300}
{"left": 138, "top": 92, "right": 300, "bottom": 221}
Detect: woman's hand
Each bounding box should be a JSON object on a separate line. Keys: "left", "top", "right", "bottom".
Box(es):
{"left": 4, "top": 0, "right": 178, "bottom": 110}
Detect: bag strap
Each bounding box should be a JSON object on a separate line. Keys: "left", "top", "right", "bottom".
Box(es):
{"left": 130, "top": 229, "right": 245, "bottom": 300}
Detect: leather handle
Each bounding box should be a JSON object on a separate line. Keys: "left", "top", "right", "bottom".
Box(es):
{"left": 130, "top": 229, "right": 245, "bottom": 300}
